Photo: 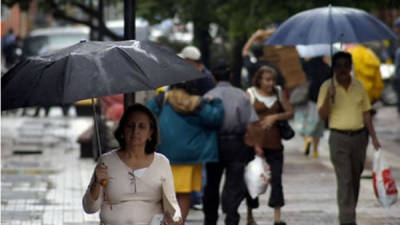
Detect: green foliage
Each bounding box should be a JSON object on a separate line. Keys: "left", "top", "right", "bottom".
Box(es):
{"left": 3, "top": 0, "right": 398, "bottom": 51}
{"left": 3, "top": 0, "right": 31, "bottom": 10}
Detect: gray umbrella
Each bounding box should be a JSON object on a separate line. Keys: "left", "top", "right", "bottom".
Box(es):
{"left": 2, "top": 40, "right": 206, "bottom": 167}
{"left": 2, "top": 40, "right": 205, "bottom": 110}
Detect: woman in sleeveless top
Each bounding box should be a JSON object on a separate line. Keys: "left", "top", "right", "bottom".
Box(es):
{"left": 245, "top": 66, "right": 294, "bottom": 225}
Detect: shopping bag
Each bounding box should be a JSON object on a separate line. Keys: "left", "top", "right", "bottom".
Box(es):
{"left": 244, "top": 155, "right": 271, "bottom": 199}
{"left": 372, "top": 149, "right": 398, "bottom": 208}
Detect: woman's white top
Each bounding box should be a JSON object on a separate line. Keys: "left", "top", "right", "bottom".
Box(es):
{"left": 82, "top": 151, "right": 181, "bottom": 225}
{"left": 247, "top": 86, "right": 282, "bottom": 108}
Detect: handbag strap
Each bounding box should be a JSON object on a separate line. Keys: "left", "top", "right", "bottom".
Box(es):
{"left": 274, "top": 87, "right": 284, "bottom": 113}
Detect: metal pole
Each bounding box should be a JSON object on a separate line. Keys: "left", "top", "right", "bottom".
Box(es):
{"left": 124, "top": 0, "right": 136, "bottom": 40}
{"left": 329, "top": 4, "right": 335, "bottom": 103}
{"left": 123, "top": 0, "right": 136, "bottom": 109}
{"left": 89, "top": 0, "right": 95, "bottom": 41}
{"left": 92, "top": 98, "right": 108, "bottom": 186}
{"left": 98, "top": 0, "right": 104, "bottom": 41}
{"left": 91, "top": 98, "right": 102, "bottom": 159}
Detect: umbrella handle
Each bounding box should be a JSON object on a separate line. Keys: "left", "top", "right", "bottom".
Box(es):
{"left": 101, "top": 179, "right": 108, "bottom": 186}
{"left": 91, "top": 98, "right": 107, "bottom": 187}
{"left": 330, "top": 39, "right": 335, "bottom": 104}
{"left": 330, "top": 78, "right": 335, "bottom": 104}
{"left": 91, "top": 98, "right": 103, "bottom": 157}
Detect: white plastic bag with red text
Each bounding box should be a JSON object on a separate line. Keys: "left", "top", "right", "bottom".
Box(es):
{"left": 373, "top": 149, "right": 398, "bottom": 208}
{"left": 244, "top": 155, "right": 271, "bottom": 199}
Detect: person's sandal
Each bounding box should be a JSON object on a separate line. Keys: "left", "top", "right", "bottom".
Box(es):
{"left": 247, "top": 214, "right": 258, "bottom": 225}
{"left": 247, "top": 220, "right": 258, "bottom": 225}
{"left": 304, "top": 139, "right": 311, "bottom": 156}
{"left": 247, "top": 209, "right": 257, "bottom": 225}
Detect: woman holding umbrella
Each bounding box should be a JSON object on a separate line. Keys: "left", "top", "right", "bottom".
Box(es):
{"left": 82, "top": 104, "right": 182, "bottom": 225}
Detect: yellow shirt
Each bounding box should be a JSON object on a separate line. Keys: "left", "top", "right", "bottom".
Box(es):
{"left": 317, "top": 77, "right": 371, "bottom": 130}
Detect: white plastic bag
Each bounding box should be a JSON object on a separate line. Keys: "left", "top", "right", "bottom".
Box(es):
{"left": 150, "top": 214, "right": 163, "bottom": 225}
{"left": 244, "top": 155, "right": 271, "bottom": 199}
{"left": 373, "top": 149, "right": 398, "bottom": 208}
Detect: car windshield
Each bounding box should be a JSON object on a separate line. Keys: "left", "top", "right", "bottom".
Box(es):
{"left": 23, "top": 33, "right": 88, "bottom": 56}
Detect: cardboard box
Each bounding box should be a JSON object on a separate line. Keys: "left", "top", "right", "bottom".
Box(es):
{"left": 264, "top": 46, "right": 306, "bottom": 89}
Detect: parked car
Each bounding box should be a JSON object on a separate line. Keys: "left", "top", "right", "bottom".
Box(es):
{"left": 22, "top": 26, "right": 90, "bottom": 58}
{"left": 105, "top": 18, "right": 150, "bottom": 41}
{"left": 21, "top": 26, "right": 91, "bottom": 116}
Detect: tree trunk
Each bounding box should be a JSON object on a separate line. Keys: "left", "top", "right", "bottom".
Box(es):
{"left": 193, "top": 21, "right": 211, "bottom": 68}
{"left": 231, "top": 37, "right": 247, "bottom": 88}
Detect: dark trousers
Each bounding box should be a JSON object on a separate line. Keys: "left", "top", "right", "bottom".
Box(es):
{"left": 263, "top": 148, "right": 285, "bottom": 208}
{"left": 203, "top": 137, "right": 249, "bottom": 225}
{"left": 245, "top": 193, "right": 259, "bottom": 209}
{"left": 329, "top": 130, "right": 368, "bottom": 224}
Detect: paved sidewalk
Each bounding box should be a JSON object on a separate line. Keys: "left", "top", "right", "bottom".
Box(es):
{"left": 1, "top": 106, "right": 400, "bottom": 225}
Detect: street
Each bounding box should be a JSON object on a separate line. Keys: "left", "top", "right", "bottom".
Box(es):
{"left": 1, "top": 105, "right": 400, "bottom": 225}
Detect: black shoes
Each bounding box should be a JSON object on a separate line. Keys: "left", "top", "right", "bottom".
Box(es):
{"left": 247, "top": 220, "right": 258, "bottom": 225}
{"left": 274, "top": 222, "right": 286, "bottom": 225}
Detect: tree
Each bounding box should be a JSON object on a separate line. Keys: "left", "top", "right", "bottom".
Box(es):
{"left": 136, "top": 0, "right": 219, "bottom": 67}
{"left": 4, "top": 0, "right": 398, "bottom": 86}
{"left": 2, "top": 0, "right": 123, "bottom": 40}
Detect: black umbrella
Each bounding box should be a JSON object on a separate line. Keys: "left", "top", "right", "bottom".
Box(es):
{"left": 2, "top": 40, "right": 205, "bottom": 110}
{"left": 2, "top": 40, "right": 205, "bottom": 169}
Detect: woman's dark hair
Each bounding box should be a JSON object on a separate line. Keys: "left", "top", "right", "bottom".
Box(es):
{"left": 211, "top": 60, "right": 231, "bottom": 81}
{"left": 114, "top": 103, "right": 159, "bottom": 154}
{"left": 332, "top": 51, "right": 352, "bottom": 68}
{"left": 252, "top": 65, "right": 277, "bottom": 88}
{"left": 169, "top": 80, "right": 199, "bottom": 95}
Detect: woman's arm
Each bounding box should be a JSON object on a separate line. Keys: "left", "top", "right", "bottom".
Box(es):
{"left": 242, "top": 30, "right": 265, "bottom": 56}
{"left": 260, "top": 90, "right": 294, "bottom": 130}
{"left": 82, "top": 171, "right": 104, "bottom": 214}
{"left": 197, "top": 98, "right": 225, "bottom": 128}
{"left": 161, "top": 158, "right": 182, "bottom": 224}
{"left": 82, "top": 163, "right": 108, "bottom": 214}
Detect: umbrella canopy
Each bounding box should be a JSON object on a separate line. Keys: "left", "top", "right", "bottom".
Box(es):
{"left": 296, "top": 44, "right": 339, "bottom": 58}
{"left": 266, "top": 6, "right": 398, "bottom": 46}
{"left": 2, "top": 40, "right": 205, "bottom": 110}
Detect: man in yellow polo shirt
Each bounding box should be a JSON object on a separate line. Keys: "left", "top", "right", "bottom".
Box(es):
{"left": 318, "top": 52, "right": 381, "bottom": 225}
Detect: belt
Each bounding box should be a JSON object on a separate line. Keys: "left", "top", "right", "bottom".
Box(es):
{"left": 330, "top": 128, "right": 365, "bottom": 136}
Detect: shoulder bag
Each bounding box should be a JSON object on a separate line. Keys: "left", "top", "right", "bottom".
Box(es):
{"left": 275, "top": 88, "right": 295, "bottom": 140}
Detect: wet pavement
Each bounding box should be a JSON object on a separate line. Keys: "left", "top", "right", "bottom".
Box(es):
{"left": 1, "top": 106, "right": 400, "bottom": 225}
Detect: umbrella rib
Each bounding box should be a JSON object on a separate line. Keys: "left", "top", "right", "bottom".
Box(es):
{"left": 115, "top": 47, "right": 155, "bottom": 89}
